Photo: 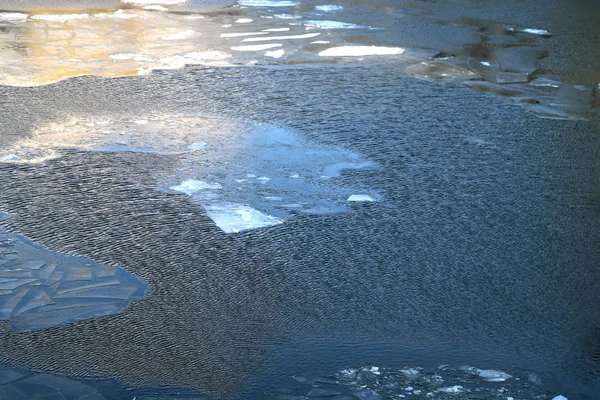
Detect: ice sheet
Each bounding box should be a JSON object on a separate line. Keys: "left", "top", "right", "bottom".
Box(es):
{"left": 171, "top": 180, "right": 223, "bottom": 195}
{"left": 0, "top": 232, "right": 147, "bottom": 332}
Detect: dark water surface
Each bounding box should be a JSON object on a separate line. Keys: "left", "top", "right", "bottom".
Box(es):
{"left": 0, "top": 65, "right": 599, "bottom": 399}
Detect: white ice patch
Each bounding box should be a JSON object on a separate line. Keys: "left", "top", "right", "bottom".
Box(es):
{"left": 236, "top": 18, "right": 253, "bottom": 23}
{"left": 478, "top": 369, "right": 512, "bottom": 382}
{"left": 0, "top": 13, "right": 28, "bottom": 22}
{"left": 552, "top": 396, "right": 567, "bottom": 400}
{"left": 162, "top": 30, "right": 197, "bottom": 40}
{"left": 242, "top": 33, "right": 321, "bottom": 42}
{"left": 311, "top": 41, "right": 331, "bottom": 44}
{"left": 348, "top": 194, "right": 374, "bottom": 202}
{"left": 204, "top": 203, "right": 283, "bottom": 233}
{"left": 143, "top": 5, "right": 169, "bottom": 11}
{"left": 232, "top": 44, "right": 283, "bottom": 51}
{"left": 319, "top": 46, "right": 405, "bottom": 57}
{"left": 305, "top": 20, "right": 366, "bottom": 29}
{"left": 221, "top": 32, "right": 270, "bottom": 38}
{"left": 265, "top": 49, "right": 285, "bottom": 58}
{"left": 122, "top": 0, "right": 187, "bottom": 4}
{"left": 171, "top": 180, "right": 222, "bottom": 195}
{"left": 239, "top": 0, "right": 300, "bottom": 6}
{"left": 523, "top": 28, "right": 550, "bottom": 35}
{"left": 315, "top": 5, "right": 343, "bottom": 11}
{"left": 31, "top": 14, "right": 89, "bottom": 22}
{"left": 263, "top": 27, "right": 290, "bottom": 32}
{"left": 188, "top": 142, "right": 207, "bottom": 150}
{"left": 480, "top": 61, "right": 491, "bottom": 66}
{"left": 401, "top": 368, "right": 421, "bottom": 379}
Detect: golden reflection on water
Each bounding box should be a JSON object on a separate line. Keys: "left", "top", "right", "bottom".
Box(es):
{"left": 0, "top": 8, "right": 232, "bottom": 86}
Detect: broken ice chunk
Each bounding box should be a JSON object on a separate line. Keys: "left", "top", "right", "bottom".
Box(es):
{"left": 0, "top": 13, "right": 28, "bottom": 22}
{"left": 478, "top": 369, "right": 512, "bottom": 382}
{"left": 170, "top": 180, "right": 222, "bottom": 195}
{"left": 401, "top": 368, "right": 421, "bottom": 379}
{"left": 438, "top": 386, "right": 465, "bottom": 393}
{"left": 236, "top": 18, "right": 253, "bottom": 23}
{"left": 522, "top": 28, "right": 552, "bottom": 36}
{"left": 204, "top": 203, "right": 283, "bottom": 233}
{"left": 348, "top": 194, "right": 375, "bottom": 202}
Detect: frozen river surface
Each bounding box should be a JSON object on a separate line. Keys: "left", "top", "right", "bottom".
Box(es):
{"left": 0, "top": 0, "right": 599, "bottom": 399}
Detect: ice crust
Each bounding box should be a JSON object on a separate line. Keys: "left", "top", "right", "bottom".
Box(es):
{"left": 0, "top": 232, "right": 146, "bottom": 332}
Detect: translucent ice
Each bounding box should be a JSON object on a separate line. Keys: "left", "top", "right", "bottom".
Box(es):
{"left": 319, "top": 46, "right": 405, "bottom": 57}
{"left": 171, "top": 180, "right": 222, "bottom": 195}
{"left": 204, "top": 203, "right": 283, "bottom": 233}
{"left": 0, "top": 232, "right": 146, "bottom": 332}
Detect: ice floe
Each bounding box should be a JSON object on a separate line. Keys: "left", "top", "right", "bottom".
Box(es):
{"left": 315, "top": 5, "right": 343, "bottom": 12}
{"left": 263, "top": 27, "right": 290, "bottom": 32}
{"left": 522, "top": 28, "right": 550, "bottom": 35}
{"left": 0, "top": 232, "right": 146, "bottom": 332}
{"left": 204, "top": 203, "right": 283, "bottom": 233}
{"left": 478, "top": 369, "right": 512, "bottom": 382}
{"left": 319, "top": 46, "right": 405, "bottom": 57}
{"left": 236, "top": 18, "right": 254, "bottom": 23}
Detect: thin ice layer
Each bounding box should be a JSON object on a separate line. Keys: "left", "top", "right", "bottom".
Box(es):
{"left": 0, "top": 232, "right": 147, "bottom": 332}
{"left": 319, "top": 46, "right": 405, "bottom": 57}
{"left": 204, "top": 203, "right": 283, "bottom": 233}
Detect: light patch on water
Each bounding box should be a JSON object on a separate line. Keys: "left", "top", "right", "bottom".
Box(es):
{"left": 311, "top": 40, "right": 331, "bottom": 44}
{"left": 204, "top": 203, "right": 283, "bottom": 233}
{"left": 305, "top": 20, "right": 366, "bottom": 29}
{"left": 162, "top": 30, "right": 197, "bottom": 40}
{"left": 188, "top": 142, "right": 207, "bottom": 150}
{"left": 232, "top": 43, "right": 283, "bottom": 51}
{"left": 241, "top": 32, "right": 321, "bottom": 41}
{"left": 319, "top": 46, "right": 405, "bottom": 57}
{"left": 0, "top": 154, "right": 20, "bottom": 161}
{"left": 523, "top": 28, "right": 550, "bottom": 35}
{"left": 235, "top": 18, "right": 253, "bottom": 23}
{"left": 348, "top": 194, "right": 375, "bottom": 202}
{"left": 220, "top": 32, "right": 270, "bottom": 38}
{"left": 265, "top": 49, "right": 285, "bottom": 58}
{"left": 262, "top": 27, "right": 290, "bottom": 32}
{"left": 239, "top": 0, "right": 300, "bottom": 6}
{"left": 480, "top": 61, "right": 491, "bottom": 66}
{"left": 315, "top": 5, "right": 343, "bottom": 12}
